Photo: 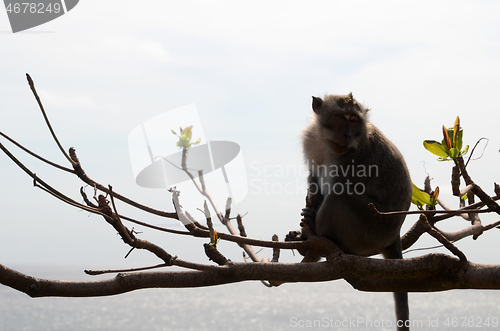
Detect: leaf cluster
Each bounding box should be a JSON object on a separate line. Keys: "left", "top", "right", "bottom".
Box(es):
{"left": 171, "top": 126, "right": 201, "bottom": 149}
{"left": 423, "top": 116, "right": 469, "bottom": 163}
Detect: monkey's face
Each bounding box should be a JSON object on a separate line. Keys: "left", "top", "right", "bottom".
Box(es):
{"left": 312, "top": 94, "right": 367, "bottom": 156}
{"left": 320, "top": 113, "right": 362, "bottom": 155}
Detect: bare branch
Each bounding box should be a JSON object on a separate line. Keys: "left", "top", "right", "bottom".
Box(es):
{"left": 204, "top": 243, "right": 229, "bottom": 265}
{"left": 0, "top": 141, "right": 78, "bottom": 204}
{"left": 69, "top": 147, "right": 178, "bottom": 219}
{"left": 178, "top": 146, "right": 262, "bottom": 262}
{"left": 436, "top": 219, "right": 500, "bottom": 242}
{"left": 118, "top": 214, "right": 191, "bottom": 236}
{"left": 236, "top": 214, "right": 247, "bottom": 237}
{"left": 5, "top": 254, "right": 500, "bottom": 298}
{"left": 437, "top": 197, "right": 470, "bottom": 221}
{"left": 458, "top": 156, "right": 500, "bottom": 216}
{"left": 369, "top": 202, "right": 491, "bottom": 218}
{"left": 401, "top": 219, "right": 426, "bottom": 251}
{"left": 0, "top": 130, "right": 75, "bottom": 173}
{"left": 85, "top": 264, "right": 169, "bottom": 276}
{"left": 460, "top": 184, "right": 475, "bottom": 198}
{"left": 82, "top": 186, "right": 174, "bottom": 265}
{"left": 419, "top": 214, "right": 467, "bottom": 262}
{"left": 271, "top": 234, "right": 280, "bottom": 263}
{"left": 26, "top": 74, "right": 75, "bottom": 166}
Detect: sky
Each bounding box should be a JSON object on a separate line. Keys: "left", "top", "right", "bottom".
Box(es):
{"left": 1, "top": 0, "right": 500, "bottom": 274}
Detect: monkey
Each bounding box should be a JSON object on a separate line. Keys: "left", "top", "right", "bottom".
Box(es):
{"left": 288, "top": 93, "right": 412, "bottom": 330}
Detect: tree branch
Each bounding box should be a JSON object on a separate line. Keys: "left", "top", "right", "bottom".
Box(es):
{"left": 26, "top": 74, "right": 75, "bottom": 166}
{"left": 4, "top": 254, "right": 500, "bottom": 298}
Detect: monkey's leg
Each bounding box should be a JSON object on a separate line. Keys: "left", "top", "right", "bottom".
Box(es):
{"left": 284, "top": 184, "right": 321, "bottom": 256}
{"left": 382, "top": 240, "right": 409, "bottom": 331}
{"left": 300, "top": 206, "right": 316, "bottom": 234}
{"left": 284, "top": 207, "right": 316, "bottom": 257}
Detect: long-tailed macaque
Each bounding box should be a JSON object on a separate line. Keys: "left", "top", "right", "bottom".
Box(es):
{"left": 293, "top": 93, "right": 412, "bottom": 330}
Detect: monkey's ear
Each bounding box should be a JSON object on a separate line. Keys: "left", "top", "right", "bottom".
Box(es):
{"left": 312, "top": 96, "right": 323, "bottom": 113}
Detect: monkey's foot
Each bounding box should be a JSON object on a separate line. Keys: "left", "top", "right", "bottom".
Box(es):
{"left": 285, "top": 230, "right": 304, "bottom": 242}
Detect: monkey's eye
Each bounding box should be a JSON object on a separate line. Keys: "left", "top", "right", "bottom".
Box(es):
{"left": 344, "top": 114, "right": 359, "bottom": 123}
{"left": 335, "top": 114, "right": 348, "bottom": 122}
{"left": 324, "top": 115, "right": 346, "bottom": 128}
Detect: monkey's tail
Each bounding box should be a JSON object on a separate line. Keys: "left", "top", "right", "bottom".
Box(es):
{"left": 394, "top": 291, "right": 409, "bottom": 331}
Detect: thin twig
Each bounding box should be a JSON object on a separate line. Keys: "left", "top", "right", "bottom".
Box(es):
{"left": 0, "top": 141, "right": 77, "bottom": 203}
{"left": 437, "top": 197, "right": 469, "bottom": 221}
{"left": 69, "top": 148, "right": 178, "bottom": 219}
{"left": 179, "top": 146, "right": 262, "bottom": 262}
{"left": 204, "top": 201, "right": 215, "bottom": 244}
{"left": 419, "top": 214, "right": 467, "bottom": 262}
{"left": 433, "top": 195, "right": 500, "bottom": 222}
{"left": 465, "top": 137, "right": 488, "bottom": 168}
{"left": 118, "top": 214, "right": 191, "bottom": 235}
{"left": 369, "top": 203, "right": 491, "bottom": 217}
{"left": 33, "top": 177, "right": 106, "bottom": 216}
{"left": 85, "top": 263, "right": 169, "bottom": 275}
{"left": 26, "top": 74, "right": 75, "bottom": 166}
{"left": 0, "top": 131, "right": 75, "bottom": 173}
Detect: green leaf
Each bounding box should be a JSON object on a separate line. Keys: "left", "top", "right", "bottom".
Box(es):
{"left": 411, "top": 183, "right": 434, "bottom": 207}
{"left": 448, "top": 147, "right": 460, "bottom": 159}
{"left": 172, "top": 126, "right": 201, "bottom": 149}
{"left": 430, "top": 187, "right": 439, "bottom": 205}
{"left": 453, "top": 116, "right": 460, "bottom": 147}
{"left": 459, "top": 144, "right": 469, "bottom": 157}
{"left": 181, "top": 126, "right": 193, "bottom": 141}
{"left": 423, "top": 140, "right": 449, "bottom": 158}
{"left": 455, "top": 129, "right": 463, "bottom": 151}
{"left": 442, "top": 126, "right": 453, "bottom": 149}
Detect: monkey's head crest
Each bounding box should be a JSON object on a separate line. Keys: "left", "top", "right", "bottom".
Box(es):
{"left": 337, "top": 92, "right": 361, "bottom": 113}
{"left": 312, "top": 93, "right": 366, "bottom": 115}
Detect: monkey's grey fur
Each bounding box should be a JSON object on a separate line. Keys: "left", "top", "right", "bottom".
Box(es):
{"left": 299, "top": 93, "right": 412, "bottom": 330}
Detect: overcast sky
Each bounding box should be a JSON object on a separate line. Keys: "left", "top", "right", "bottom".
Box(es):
{"left": 1, "top": 1, "right": 500, "bottom": 274}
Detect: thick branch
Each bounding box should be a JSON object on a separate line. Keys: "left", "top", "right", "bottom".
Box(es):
{"left": 4, "top": 254, "right": 500, "bottom": 298}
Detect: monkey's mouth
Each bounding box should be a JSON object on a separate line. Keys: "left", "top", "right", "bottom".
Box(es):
{"left": 328, "top": 140, "right": 349, "bottom": 154}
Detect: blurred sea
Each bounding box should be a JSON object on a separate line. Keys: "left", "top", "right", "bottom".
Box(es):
{"left": 1, "top": 265, "right": 499, "bottom": 331}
